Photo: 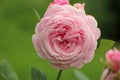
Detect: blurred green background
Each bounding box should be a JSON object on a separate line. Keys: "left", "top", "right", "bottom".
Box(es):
{"left": 0, "top": 0, "right": 120, "bottom": 80}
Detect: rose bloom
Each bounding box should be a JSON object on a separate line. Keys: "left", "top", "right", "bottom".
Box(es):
{"left": 106, "top": 48, "right": 120, "bottom": 72}
{"left": 32, "top": 0, "right": 101, "bottom": 69}
{"left": 101, "top": 68, "right": 117, "bottom": 80}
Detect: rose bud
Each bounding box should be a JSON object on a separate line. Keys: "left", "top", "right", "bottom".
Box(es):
{"left": 101, "top": 68, "right": 117, "bottom": 80}
{"left": 106, "top": 48, "right": 120, "bottom": 72}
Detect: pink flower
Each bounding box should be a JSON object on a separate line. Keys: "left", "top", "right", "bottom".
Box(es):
{"left": 51, "top": 0, "right": 69, "bottom": 5}
{"left": 106, "top": 48, "right": 120, "bottom": 72}
{"left": 32, "top": 0, "right": 101, "bottom": 69}
{"left": 101, "top": 68, "right": 117, "bottom": 80}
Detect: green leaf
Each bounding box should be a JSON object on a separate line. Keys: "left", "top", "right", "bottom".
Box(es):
{"left": 96, "top": 39, "right": 116, "bottom": 54}
{"left": 74, "top": 70, "right": 90, "bottom": 80}
{"left": 33, "top": 9, "right": 41, "bottom": 21}
{"left": 0, "top": 60, "right": 19, "bottom": 80}
{"left": 31, "top": 67, "right": 47, "bottom": 80}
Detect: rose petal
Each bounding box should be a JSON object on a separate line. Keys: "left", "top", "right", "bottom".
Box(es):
{"left": 86, "top": 15, "right": 101, "bottom": 39}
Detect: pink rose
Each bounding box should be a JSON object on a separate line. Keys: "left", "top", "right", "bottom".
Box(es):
{"left": 51, "top": 0, "right": 69, "bottom": 5}
{"left": 101, "top": 68, "right": 117, "bottom": 80}
{"left": 106, "top": 48, "right": 120, "bottom": 72}
{"left": 32, "top": 0, "right": 101, "bottom": 69}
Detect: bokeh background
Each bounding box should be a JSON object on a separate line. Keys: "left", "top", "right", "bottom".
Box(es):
{"left": 0, "top": 0, "right": 120, "bottom": 80}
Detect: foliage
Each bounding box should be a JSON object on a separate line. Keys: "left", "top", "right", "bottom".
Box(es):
{"left": 74, "top": 70, "right": 90, "bottom": 80}
{"left": 31, "top": 67, "right": 47, "bottom": 80}
{"left": 0, "top": 60, "right": 19, "bottom": 80}
{"left": 96, "top": 39, "right": 115, "bottom": 54}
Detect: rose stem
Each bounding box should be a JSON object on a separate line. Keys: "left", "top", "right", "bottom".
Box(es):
{"left": 56, "top": 70, "right": 63, "bottom": 80}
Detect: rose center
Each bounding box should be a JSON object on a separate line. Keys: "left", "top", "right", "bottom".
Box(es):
{"left": 48, "top": 24, "right": 84, "bottom": 53}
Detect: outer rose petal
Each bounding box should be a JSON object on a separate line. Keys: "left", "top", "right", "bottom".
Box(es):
{"left": 86, "top": 15, "right": 101, "bottom": 39}
{"left": 32, "top": 35, "right": 45, "bottom": 59}
{"left": 44, "top": 4, "right": 86, "bottom": 18}
{"left": 35, "top": 17, "right": 50, "bottom": 33}
{"left": 44, "top": 5, "right": 66, "bottom": 17}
